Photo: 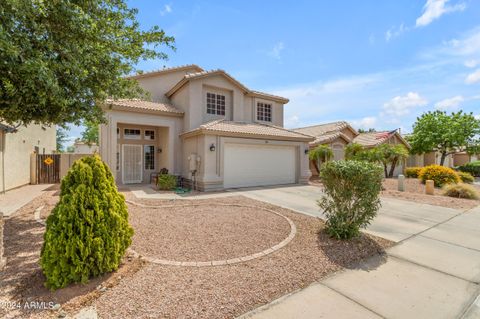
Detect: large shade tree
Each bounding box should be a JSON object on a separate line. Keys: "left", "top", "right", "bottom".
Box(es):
{"left": 408, "top": 111, "right": 480, "bottom": 166}
{"left": 0, "top": 0, "right": 174, "bottom": 127}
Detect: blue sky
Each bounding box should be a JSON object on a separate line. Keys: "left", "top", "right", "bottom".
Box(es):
{"left": 67, "top": 0, "right": 480, "bottom": 143}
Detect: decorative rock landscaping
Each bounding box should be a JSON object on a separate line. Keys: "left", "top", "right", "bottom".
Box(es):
{"left": 126, "top": 200, "right": 297, "bottom": 266}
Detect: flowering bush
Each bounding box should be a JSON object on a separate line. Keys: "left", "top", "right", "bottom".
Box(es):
{"left": 418, "top": 164, "right": 460, "bottom": 187}
{"left": 405, "top": 167, "right": 422, "bottom": 178}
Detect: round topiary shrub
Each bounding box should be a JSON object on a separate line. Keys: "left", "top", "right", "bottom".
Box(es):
{"left": 442, "top": 183, "right": 479, "bottom": 200}
{"left": 40, "top": 155, "right": 133, "bottom": 290}
{"left": 319, "top": 160, "right": 383, "bottom": 240}
{"left": 418, "top": 164, "right": 460, "bottom": 187}
{"left": 457, "top": 171, "right": 475, "bottom": 184}
{"left": 405, "top": 167, "right": 422, "bottom": 178}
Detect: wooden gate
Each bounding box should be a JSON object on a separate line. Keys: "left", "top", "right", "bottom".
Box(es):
{"left": 36, "top": 154, "right": 60, "bottom": 184}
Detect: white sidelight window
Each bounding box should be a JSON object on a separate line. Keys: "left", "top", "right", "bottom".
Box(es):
{"left": 144, "top": 145, "right": 155, "bottom": 170}
{"left": 257, "top": 102, "right": 272, "bottom": 122}
{"left": 206, "top": 92, "right": 226, "bottom": 115}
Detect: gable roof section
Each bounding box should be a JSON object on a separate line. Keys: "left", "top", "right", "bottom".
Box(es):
{"left": 311, "top": 131, "right": 351, "bottom": 145}
{"left": 165, "top": 69, "right": 289, "bottom": 104}
{"left": 127, "top": 64, "right": 204, "bottom": 80}
{"left": 294, "top": 121, "right": 359, "bottom": 137}
{"left": 181, "top": 120, "right": 314, "bottom": 142}
{"left": 353, "top": 130, "right": 411, "bottom": 149}
{"left": 105, "top": 99, "right": 184, "bottom": 116}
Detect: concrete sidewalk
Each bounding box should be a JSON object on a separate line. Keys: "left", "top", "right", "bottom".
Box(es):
{"left": 0, "top": 184, "right": 54, "bottom": 217}
{"left": 240, "top": 187, "right": 480, "bottom": 319}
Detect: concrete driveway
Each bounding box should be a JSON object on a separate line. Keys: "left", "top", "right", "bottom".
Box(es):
{"left": 239, "top": 185, "right": 480, "bottom": 319}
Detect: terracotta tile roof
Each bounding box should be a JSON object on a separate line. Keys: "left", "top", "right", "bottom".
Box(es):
{"left": 182, "top": 120, "right": 314, "bottom": 141}
{"left": 106, "top": 99, "right": 184, "bottom": 115}
{"left": 353, "top": 130, "right": 410, "bottom": 149}
{"left": 311, "top": 132, "right": 350, "bottom": 145}
{"left": 166, "top": 68, "right": 289, "bottom": 103}
{"left": 127, "top": 64, "right": 204, "bottom": 79}
{"left": 294, "top": 121, "right": 355, "bottom": 137}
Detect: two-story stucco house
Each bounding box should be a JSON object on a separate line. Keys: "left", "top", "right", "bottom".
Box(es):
{"left": 99, "top": 65, "right": 313, "bottom": 190}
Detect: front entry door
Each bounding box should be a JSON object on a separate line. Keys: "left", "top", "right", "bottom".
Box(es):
{"left": 122, "top": 144, "right": 143, "bottom": 184}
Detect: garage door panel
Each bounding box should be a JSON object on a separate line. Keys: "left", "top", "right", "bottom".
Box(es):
{"left": 224, "top": 144, "right": 296, "bottom": 188}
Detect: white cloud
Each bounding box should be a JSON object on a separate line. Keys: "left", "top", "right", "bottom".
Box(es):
{"left": 267, "top": 42, "right": 285, "bottom": 61}
{"left": 385, "top": 24, "right": 406, "bottom": 42}
{"left": 464, "top": 59, "right": 479, "bottom": 68}
{"left": 434, "top": 95, "right": 464, "bottom": 110}
{"left": 465, "top": 69, "right": 480, "bottom": 84}
{"left": 351, "top": 117, "right": 378, "bottom": 130}
{"left": 160, "top": 4, "right": 172, "bottom": 16}
{"left": 416, "top": 0, "right": 466, "bottom": 27}
{"left": 382, "top": 92, "right": 428, "bottom": 116}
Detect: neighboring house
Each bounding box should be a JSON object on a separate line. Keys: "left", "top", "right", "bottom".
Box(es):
{"left": 453, "top": 152, "right": 478, "bottom": 166}
{"left": 353, "top": 130, "right": 411, "bottom": 176}
{"left": 293, "top": 121, "right": 359, "bottom": 175}
{"left": 99, "top": 65, "right": 313, "bottom": 190}
{"left": 73, "top": 140, "right": 99, "bottom": 154}
{"left": 0, "top": 123, "right": 56, "bottom": 192}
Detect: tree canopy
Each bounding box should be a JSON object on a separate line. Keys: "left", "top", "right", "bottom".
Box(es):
{"left": 408, "top": 111, "right": 480, "bottom": 165}
{"left": 56, "top": 126, "right": 69, "bottom": 152}
{"left": 81, "top": 121, "right": 99, "bottom": 145}
{"left": 0, "top": 0, "right": 174, "bottom": 126}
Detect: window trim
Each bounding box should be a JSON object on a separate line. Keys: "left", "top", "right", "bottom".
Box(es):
{"left": 123, "top": 128, "right": 141, "bottom": 140}
{"left": 206, "top": 92, "right": 226, "bottom": 116}
{"left": 143, "top": 145, "right": 155, "bottom": 171}
{"left": 256, "top": 102, "right": 272, "bottom": 122}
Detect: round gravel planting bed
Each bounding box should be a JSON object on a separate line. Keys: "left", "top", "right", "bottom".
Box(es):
{"left": 127, "top": 201, "right": 295, "bottom": 265}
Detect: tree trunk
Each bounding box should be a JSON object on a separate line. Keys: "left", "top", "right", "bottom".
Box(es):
{"left": 312, "top": 159, "right": 320, "bottom": 175}
{"left": 439, "top": 152, "right": 447, "bottom": 166}
{"left": 383, "top": 164, "right": 388, "bottom": 178}
{"left": 388, "top": 158, "right": 398, "bottom": 178}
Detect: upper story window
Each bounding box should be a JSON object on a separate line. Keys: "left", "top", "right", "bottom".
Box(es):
{"left": 144, "top": 130, "right": 155, "bottom": 140}
{"left": 257, "top": 102, "right": 272, "bottom": 122}
{"left": 206, "top": 92, "right": 226, "bottom": 116}
{"left": 124, "top": 128, "right": 141, "bottom": 140}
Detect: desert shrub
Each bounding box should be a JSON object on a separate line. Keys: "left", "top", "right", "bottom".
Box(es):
{"left": 457, "top": 171, "right": 474, "bottom": 184}
{"left": 418, "top": 165, "right": 460, "bottom": 187}
{"left": 405, "top": 167, "right": 422, "bottom": 178}
{"left": 318, "top": 160, "right": 383, "bottom": 240}
{"left": 41, "top": 155, "right": 133, "bottom": 290}
{"left": 457, "top": 161, "right": 480, "bottom": 177}
{"left": 442, "top": 183, "right": 479, "bottom": 200}
{"left": 157, "top": 174, "right": 177, "bottom": 190}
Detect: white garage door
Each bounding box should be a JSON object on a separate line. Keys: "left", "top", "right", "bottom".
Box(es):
{"left": 224, "top": 143, "right": 296, "bottom": 188}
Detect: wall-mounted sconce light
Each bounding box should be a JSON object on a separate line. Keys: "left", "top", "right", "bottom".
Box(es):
{"left": 304, "top": 149, "right": 309, "bottom": 155}
{"left": 209, "top": 143, "right": 216, "bottom": 152}
{"left": 157, "top": 148, "right": 162, "bottom": 153}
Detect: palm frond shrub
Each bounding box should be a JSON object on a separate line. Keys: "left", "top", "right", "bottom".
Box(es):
{"left": 40, "top": 155, "right": 133, "bottom": 290}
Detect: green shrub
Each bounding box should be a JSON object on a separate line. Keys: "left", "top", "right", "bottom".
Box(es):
{"left": 40, "top": 155, "right": 133, "bottom": 290}
{"left": 405, "top": 167, "right": 422, "bottom": 178}
{"left": 318, "top": 160, "right": 383, "bottom": 240}
{"left": 457, "top": 171, "right": 474, "bottom": 184}
{"left": 442, "top": 183, "right": 479, "bottom": 200}
{"left": 457, "top": 160, "right": 480, "bottom": 177}
{"left": 157, "top": 174, "right": 177, "bottom": 190}
{"left": 418, "top": 164, "right": 460, "bottom": 187}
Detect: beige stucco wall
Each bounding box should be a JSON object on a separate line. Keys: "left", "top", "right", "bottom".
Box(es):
{"left": 99, "top": 110, "right": 183, "bottom": 183}
{"left": 139, "top": 71, "right": 285, "bottom": 132}
{"left": 73, "top": 143, "right": 98, "bottom": 154}
{"left": 135, "top": 69, "right": 197, "bottom": 104}
{"left": 0, "top": 124, "right": 56, "bottom": 192}
{"left": 182, "top": 134, "right": 310, "bottom": 191}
